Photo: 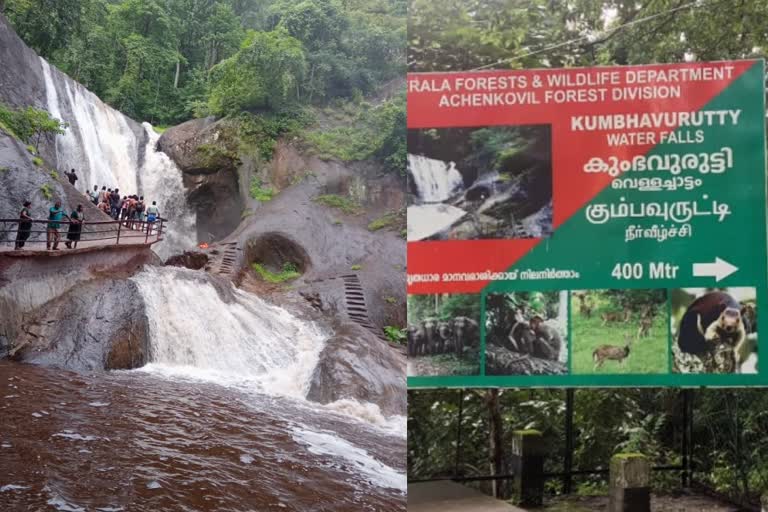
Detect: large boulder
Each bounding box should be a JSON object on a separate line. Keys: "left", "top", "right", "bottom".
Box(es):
{"left": 157, "top": 117, "right": 245, "bottom": 241}
{"left": 10, "top": 278, "right": 150, "bottom": 371}
{"left": 307, "top": 321, "right": 406, "bottom": 416}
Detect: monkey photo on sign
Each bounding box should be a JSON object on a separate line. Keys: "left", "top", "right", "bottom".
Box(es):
{"left": 484, "top": 291, "right": 568, "bottom": 376}
{"left": 673, "top": 288, "right": 758, "bottom": 374}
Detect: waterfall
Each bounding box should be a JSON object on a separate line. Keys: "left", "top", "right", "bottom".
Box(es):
{"left": 40, "top": 58, "right": 139, "bottom": 193}
{"left": 407, "top": 154, "right": 464, "bottom": 202}
{"left": 139, "top": 124, "right": 197, "bottom": 260}
{"left": 39, "top": 57, "right": 195, "bottom": 258}
{"left": 132, "top": 266, "right": 326, "bottom": 399}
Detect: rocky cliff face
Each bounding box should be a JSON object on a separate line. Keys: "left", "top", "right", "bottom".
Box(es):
{"left": 308, "top": 322, "right": 405, "bottom": 416}
{"left": 157, "top": 117, "right": 245, "bottom": 242}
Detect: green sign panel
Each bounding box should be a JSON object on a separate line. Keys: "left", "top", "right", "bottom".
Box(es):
{"left": 406, "top": 60, "right": 766, "bottom": 387}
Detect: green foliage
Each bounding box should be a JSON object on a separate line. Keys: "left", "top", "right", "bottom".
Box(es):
{"left": 570, "top": 303, "right": 668, "bottom": 375}
{"left": 40, "top": 183, "right": 53, "bottom": 200}
{"left": 249, "top": 177, "right": 276, "bottom": 202}
{"left": 383, "top": 326, "right": 406, "bottom": 344}
{"left": 368, "top": 209, "right": 405, "bottom": 232}
{"left": 197, "top": 142, "right": 238, "bottom": 168}
{"left": 207, "top": 29, "right": 306, "bottom": 116}
{"left": 32, "top": 157, "right": 43, "bottom": 167}
{"left": 304, "top": 93, "right": 405, "bottom": 174}
{"left": 236, "top": 109, "right": 312, "bottom": 161}
{"left": 314, "top": 194, "right": 362, "bottom": 215}
{"left": 7, "top": 0, "right": 404, "bottom": 135}
{"left": 251, "top": 262, "right": 301, "bottom": 283}
{"left": 408, "top": 293, "right": 480, "bottom": 325}
{"left": 350, "top": 264, "right": 361, "bottom": 270}
{"left": 50, "top": 170, "right": 59, "bottom": 180}
{"left": 384, "top": 296, "right": 397, "bottom": 305}
{"left": 0, "top": 166, "right": 9, "bottom": 173}
{"left": 0, "top": 104, "right": 67, "bottom": 151}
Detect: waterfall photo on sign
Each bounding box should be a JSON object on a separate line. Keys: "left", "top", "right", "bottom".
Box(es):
{"left": 406, "top": 125, "right": 553, "bottom": 241}
{"left": 0, "top": 0, "right": 407, "bottom": 510}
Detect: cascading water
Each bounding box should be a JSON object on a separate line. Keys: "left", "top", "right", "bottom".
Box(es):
{"left": 132, "top": 266, "right": 324, "bottom": 398}
{"left": 131, "top": 266, "right": 406, "bottom": 492}
{"left": 407, "top": 154, "right": 464, "bottom": 203}
{"left": 39, "top": 57, "right": 195, "bottom": 258}
{"left": 139, "top": 124, "right": 197, "bottom": 260}
{"left": 40, "top": 58, "right": 139, "bottom": 192}
{"left": 407, "top": 154, "right": 468, "bottom": 241}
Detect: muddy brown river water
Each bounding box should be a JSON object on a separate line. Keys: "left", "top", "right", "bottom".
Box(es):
{"left": 0, "top": 361, "right": 406, "bottom": 511}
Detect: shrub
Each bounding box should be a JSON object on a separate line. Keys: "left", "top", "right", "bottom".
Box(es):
{"left": 384, "top": 326, "right": 406, "bottom": 344}
{"left": 314, "top": 194, "right": 362, "bottom": 215}
{"left": 250, "top": 177, "right": 276, "bottom": 201}
{"left": 0, "top": 103, "right": 67, "bottom": 151}
{"left": 32, "top": 157, "right": 43, "bottom": 167}
{"left": 252, "top": 262, "right": 301, "bottom": 283}
{"left": 351, "top": 264, "right": 362, "bottom": 271}
{"left": 40, "top": 183, "right": 53, "bottom": 200}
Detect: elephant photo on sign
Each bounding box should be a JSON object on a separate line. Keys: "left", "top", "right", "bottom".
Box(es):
{"left": 407, "top": 294, "right": 481, "bottom": 377}
{"left": 484, "top": 291, "right": 569, "bottom": 376}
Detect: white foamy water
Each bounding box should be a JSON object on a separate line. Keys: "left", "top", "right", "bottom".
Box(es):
{"left": 132, "top": 266, "right": 326, "bottom": 398}
{"left": 40, "top": 57, "right": 195, "bottom": 258}
{"left": 323, "top": 399, "right": 406, "bottom": 438}
{"left": 139, "top": 123, "right": 197, "bottom": 259}
{"left": 41, "top": 58, "right": 139, "bottom": 193}
{"left": 292, "top": 428, "right": 406, "bottom": 493}
{"left": 408, "top": 154, "right": 464, "bottom": 202}
{"left": 406, "top": 203, "right": 467, "bottom": 241}
{"left": 0, "top": 484, "right": 30, "bottom": 492}
{"left": 52, "top": 431, "right": 99, "bottom": 442}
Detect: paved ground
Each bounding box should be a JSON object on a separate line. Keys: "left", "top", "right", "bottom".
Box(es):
{"left": 408, "top": 482, "right": 525, "bottom": 512}
{"left": 542, "top": 493, "right": 741, "bottom": 511}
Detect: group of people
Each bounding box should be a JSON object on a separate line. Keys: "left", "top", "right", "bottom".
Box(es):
{"left": 12, "top": 170, "right": 162, "bottom": 251}
{"left": 14, "top": 199, "right": 84, "bottom": 251}
{"left": 87, "top": 185, "right": 160, "bottom": 229}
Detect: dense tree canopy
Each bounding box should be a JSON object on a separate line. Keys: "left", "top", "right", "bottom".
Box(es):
{"left": 408, "top": 0, "right": 768, "bottom": 72}
{"left": 5, "top": 0, "right": 406, "bottom": 125}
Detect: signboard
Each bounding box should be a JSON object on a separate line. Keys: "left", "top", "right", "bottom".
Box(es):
{"left": 406, "top": 60, "right": 766, "bottom": 388}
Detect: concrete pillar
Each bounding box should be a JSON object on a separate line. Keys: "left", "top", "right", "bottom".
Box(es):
{"left": 609, "top": 453, "right": 651, "bottom": 512}
{"left": 511, "top": 429, "right": 545, "bottom": 507}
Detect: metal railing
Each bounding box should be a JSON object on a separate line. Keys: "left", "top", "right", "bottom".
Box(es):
{"left": 0, "top": 217, "right": 166, "bottom": 250}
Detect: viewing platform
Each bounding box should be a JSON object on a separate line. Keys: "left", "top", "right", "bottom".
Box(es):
{"left": 0, "top": 218, "right": 166, "bottom": 256}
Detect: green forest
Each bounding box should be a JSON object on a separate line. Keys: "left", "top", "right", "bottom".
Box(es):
{"left": 3, "top": 0, "right": 406, "bottom": 171}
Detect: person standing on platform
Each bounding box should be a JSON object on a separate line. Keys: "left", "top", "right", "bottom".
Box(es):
{"left": 46, "top": 200, "right": 69, "bottom": 251}
{"left": 14, "top": 200, "right": 33, "bottom": 250}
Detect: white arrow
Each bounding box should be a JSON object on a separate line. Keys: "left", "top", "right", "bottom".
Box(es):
{"left": 692, "top": 257, "right": 739, "bottom": 282}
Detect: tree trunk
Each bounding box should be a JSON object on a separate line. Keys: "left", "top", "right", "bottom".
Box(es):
{"left": 174, "top": 60, "right": 181, "bottom": 89}
{"left": 487, "top": 389, "right": 505, "bottom": 498}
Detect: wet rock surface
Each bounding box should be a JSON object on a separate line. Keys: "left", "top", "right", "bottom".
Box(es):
{"left": 0, "top": 132, "right": 115, "bottom": 246}
{"left": 11, "top": 279, "right": 150, "bottom": 371}
{"left": 158, "top": 117, "right": 243, "bottom": 241}
{"left": 164, "top": 250, "right": 209, "bottom": 270}
{"left": 307, "top": 322, "right": 406, "bottom": 416}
